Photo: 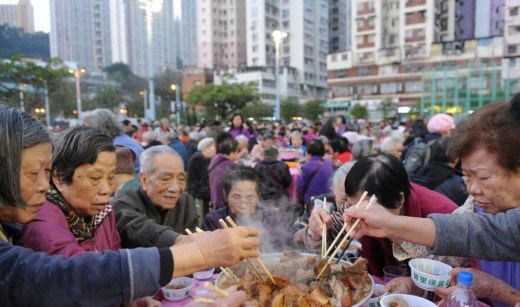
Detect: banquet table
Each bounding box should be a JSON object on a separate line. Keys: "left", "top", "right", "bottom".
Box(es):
{"left": 159, "top": 274, "right": 219, "bottom": 306}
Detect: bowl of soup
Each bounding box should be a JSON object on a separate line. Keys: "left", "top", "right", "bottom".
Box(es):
{"left": 161, "top": 277, "right": 194, "bottom": 301}
{"left": 380, "top": 294, "right": 437, "bottom": 307}
{"left": 408, "top": 258, "right": 452, "bottom": 291}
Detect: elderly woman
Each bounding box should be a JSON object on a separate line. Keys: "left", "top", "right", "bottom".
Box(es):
{"left": 287, "top": 131, "right": 307, "bottom": 158}
{"left": 83, "top": 108, "right": 144, "bottom": 176}
{"left": 254, "top": 146, "right": 291, "bottom": 201}
{"left": 187, "top": 137, "right": 217, "bottom": 220}
{"left": 308, "top": 154, "right": 458, "bottom": 277}
{"left": 379, "top": 136, "right": 404, "bottom": 160}
{"left": 20, "top": 126, "right": 121, "bottom": 256}
{"left": 345, "top": 95, "right": 520, "bottom": 306}
{"left": 0, "top": 105, "right": 261, "bottom": 306}
{"left": 209, "top": 133, "right": 239, "bottom": 208}
{"left": 297, "top": 140, "right": 334, "bottom": 203}
{"left": 202, "top": 165, "right": 289, "bottom": 251}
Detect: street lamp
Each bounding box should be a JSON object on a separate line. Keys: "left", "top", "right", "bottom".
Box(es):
{"left": 19, "top": 83, "right": 27, "bottom": 112}
{"left": 35, "top": 107, "right": 46, "bottom": 115}
{"left": 69, "top": 68, "right": 87, "bottom": 122}
{"left": 140, "top": 0, "right": 164, "bottom": 121}
{"left": 170, "top": 84, "right": 180, "bottom": 126}
{"left": 272, "top": 30, "right": 288, "bottom": 122}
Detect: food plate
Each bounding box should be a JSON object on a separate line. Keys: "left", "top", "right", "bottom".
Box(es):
{"left": 216, "top": 252, "right": 374, "bottom": 307}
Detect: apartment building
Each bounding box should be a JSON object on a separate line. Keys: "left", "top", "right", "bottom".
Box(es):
{"left": 503, "top": 0, "right": 520, "bottom": 81}
{"left": 329, "top": 0, "right": 352, "bottom": 52}
{"left": 0, "top": 0, "right": 34, "bottom": 33}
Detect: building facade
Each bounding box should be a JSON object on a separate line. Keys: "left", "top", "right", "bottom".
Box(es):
{"left": 50, "top": 0, "right": 112, "bottom": 71}
{"left": 196, "top": 0, "right": 247, "bottom": 69}
{"left": 0, "top": 0, "right": 34, "bottom": 33}
{"left": 329, "top": 0, "right": 351, "bottom": 52}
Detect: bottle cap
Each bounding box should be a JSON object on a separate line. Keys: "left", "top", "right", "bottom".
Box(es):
{"left": 457, "top": 271, "right": 473, "bottom": 286}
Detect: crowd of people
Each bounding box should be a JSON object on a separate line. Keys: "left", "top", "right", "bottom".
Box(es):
{"left": 1, "top": 93, "right": 520, "bottom": 306}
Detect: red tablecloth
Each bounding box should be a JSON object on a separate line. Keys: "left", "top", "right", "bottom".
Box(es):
{"left": 287, "top": 167, "right": 299, "bottom": 204}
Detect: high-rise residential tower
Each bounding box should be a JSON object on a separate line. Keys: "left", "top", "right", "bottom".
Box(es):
{"left": 329, "top": 0, "right": 352, "bottom": 52}
{"left": 0, "top": 0, "right": 34, "bottom": 33}
{"left": 196, "top": 0, "right": 247, "bottom": 69}
{"left": 50, "top": 0, "right": 112, "bottom": 71}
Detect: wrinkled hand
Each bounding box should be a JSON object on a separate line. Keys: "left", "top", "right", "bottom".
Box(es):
{"left": 196, "top": 227, "right": 260, "bottom": 268}
{"left": 308, "top": 209, "right": 332, "bottom": 240}
{"left": 342, "top": 202, "right": 394, "bottom": 240}
{"left": 186, "top": 286, "right": 249, "bottom": 307}
{"left": 175, "top": 233, "right": 204, "bottom": 245}
{"left": 385, "top": 277, "right": 424, "bottom": 296}
{"left": 124, "top": 296, "right": 161, "bottom": 307}
{"left": 434, "top": 268, "right": 497, "bottom": 300}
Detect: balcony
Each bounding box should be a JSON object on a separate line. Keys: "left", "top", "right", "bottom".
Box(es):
{"left": 357, "top": 2, "right": 376, "bottom": 16}
{"left": 405, "top": 35, "right": 426, "bottom": 43}
{"left": 405, "top": 12, "right": 426, "bottom": 25}
{"left": 357, "top": 42, "right": 376, "bottom": 49}
{"left": 405, "top": 0, "right": 426, "bottom": 8}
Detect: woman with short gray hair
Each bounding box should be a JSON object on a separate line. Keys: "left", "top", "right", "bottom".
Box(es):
{"left": 83, "top": 108, "right": 144, "bottom": 175}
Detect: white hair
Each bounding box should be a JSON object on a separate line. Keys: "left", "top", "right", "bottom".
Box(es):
{"left": 140, "top": 145, "right": 182, "bottom": 174}
{"left": 197, "top": 137, "right": 216, "bottom": 151}
{"left": 142, "top": 130, "right": 157, "bottom": 141}
{"left": 330, "top": 162, "right": 354, "bottom": 191}
{"left": 380, "top": 137, "right": 403, "bottom": 154}
{"left": 235, "top": 134, "right": 248, "bottom": 144}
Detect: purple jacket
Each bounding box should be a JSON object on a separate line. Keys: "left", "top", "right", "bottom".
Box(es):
{"left": 208, "top": 154, "right": 236, "bottom": 208}
{"left": 19, "top": 201, "right": 121, "bottom": 257}
{"left": 229, "top": 127, "right": 250, "bottom": 139}
{"left": 297, "top": 156, "right": 334, "bottom": 202}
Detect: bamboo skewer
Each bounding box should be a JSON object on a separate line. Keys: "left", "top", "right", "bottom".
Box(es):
{"left": 185, "top": 228, "right": 234, "bottom": 278}
{"left": 316, "top": 195, "right": 377, "bottom": 278}
{"left": 218, "top": 219, "right": 265, "bottom": 282}
{"left": 323, "top": 191, "right": 368, "bottom": 258}
{"left": 194, "top": 297, "right": 215, "bottom": 304}
{"left": 321, "top": 197, "right": 327, "bottom": 257}
{"left": 224, "top": 216, "right": 277, "bottom": 286}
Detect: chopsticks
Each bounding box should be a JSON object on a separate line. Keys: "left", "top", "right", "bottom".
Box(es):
{"left": 322, "top": 191, "right": 368, "bottom": 258}
{"left": 316, "top": 195, "right": 377, "bottom": 278}
{"left": 193, "top": 282, "right": 230, "bottom": 304}
{"left": 184, "top": 228, "right": 235, "bottom": 278}
{"left": 321, "top": 197, "right": 327, "bottom": 257}
{"left": 220, "top": 216, "right": 277, "bottom": 285}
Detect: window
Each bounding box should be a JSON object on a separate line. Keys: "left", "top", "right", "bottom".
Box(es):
{"left": 357, "top": 19, "right": 364, "bottom": 29}
{"left": 405, "top": 30, "right": 413, "bottom": 38}
{"left": 509, "top": 25, "right": 520, "bottom": 35}
{"left": 510, "top": 7, "right": 519, "bottom": 16}
{"left": 341, "top": 53, "right": 348, "bottom": 60}
{"left": 331, "top": 54, "right": 337, "bottom": 61}
{"left": 508, "top": 44, "right": 518, "bottom": 54}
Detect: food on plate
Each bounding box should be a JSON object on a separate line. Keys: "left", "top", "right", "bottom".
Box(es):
{"left": 389, "top": 297, "right": 410, "bottom": 307}
{"left": 218, "top": 250, "right": 373, "bottom": 306}
{"left": 165, "top": 283, "right": 188, "bottom": 290}
{"left": 420, "top": 268, "right": 437, "bottom": 275}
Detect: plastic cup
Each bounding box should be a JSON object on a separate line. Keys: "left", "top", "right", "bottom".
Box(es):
{"left": 383, "top": 265, "right": 408, "bottom": 283}
{"left": 193, "top": 267, "right": 215, "bottom": 280}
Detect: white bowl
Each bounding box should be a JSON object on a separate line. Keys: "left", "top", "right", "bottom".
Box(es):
{"left": 408, "top": 258, "right": 452, "bottom": 291}
{"left": 161, "top": 277, "right": 194, "bottom": 301}
{"left": 193, "top": 267, "right": 215, "bottom": 280}
{"left": 380, "top": 294, "right": 437, "bottom": 307}
{"left": 362, "top": 284, "right": 386, "bottom": 307}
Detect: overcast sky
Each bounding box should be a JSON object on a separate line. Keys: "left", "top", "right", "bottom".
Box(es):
{"left": 0, "top": 0, "right": 51, "bottom": 32}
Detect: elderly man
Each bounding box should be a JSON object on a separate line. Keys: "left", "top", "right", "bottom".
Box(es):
{"left": 113, "top": 145, "right": 198, "bottom": 248}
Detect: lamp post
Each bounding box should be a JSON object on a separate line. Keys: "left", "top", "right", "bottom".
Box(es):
{"left": 69, "top": 68, "right": 87, "bottom": 122}
{"left": 44, "top": 80, "right": 51, "bottom": 127}
{"left": 272, "top": 30, "right": 288, "bottom": 122}
{"left": 140, "top": 0, "right": 163, "bottom": 121}
{"left": 19, "top": 83, "right": 27, "bottom": 112}
{"left": 171, "top": 84, "right": 180, "bottom": 125}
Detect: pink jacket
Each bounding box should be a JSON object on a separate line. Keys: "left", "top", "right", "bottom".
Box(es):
{"left": 19, "top": 200, "right": 121, "bottom": 257}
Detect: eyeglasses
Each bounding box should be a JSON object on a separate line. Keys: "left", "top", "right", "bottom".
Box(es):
{"left": 228, "top": 194, "right": 257, "bottom": 206}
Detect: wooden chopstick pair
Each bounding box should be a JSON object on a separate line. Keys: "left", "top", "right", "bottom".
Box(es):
{"left": 219, "top": 216, "right": 277, "bottom": 285}
{"left": 193, "top": 282, "right": 229, "bottom": 304}
{"left": 316, "top": 194, "right": 377, "bottom": 278}
{"left": 184, "top": 228, "right": 234, "bottom": 277}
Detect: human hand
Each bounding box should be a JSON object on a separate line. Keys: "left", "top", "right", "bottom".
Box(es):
{"left": 434, "top": 268, "right": 496, "bottom": 300}
{"left": 385, "top": 277, "right": 424, "bottom": 296}
{"left": 196, "top": 227, "right": 260, "bottom": 268}
{"left": 308, "top": 209, "right": 332, "bottom": 240}
{"left": 186, "top": 286, "right": 249, "bottom": 307}
{"left": 342, "top": 202, "right": 395, "bottom": 240}
{"left": 124, "top": 296, "right": 161, "bottom": 307}
{"left": 175, "top": 233, "right": 203, "bottom": 245}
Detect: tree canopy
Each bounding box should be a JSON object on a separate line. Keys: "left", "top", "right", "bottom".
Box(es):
{"left": 302, "top": 99, "right": 325, "bottom": 122}
{"left": 351, "top": 104, "right": 368, "bottom": 120}
{"left": 186, "top": 83, "right": 260, "bottom": 120}
{"left": 0, "top": 25, "right": 50, "bottom": 60}
{"left": 280, "top": 98, "right": 300, "bottom": 123}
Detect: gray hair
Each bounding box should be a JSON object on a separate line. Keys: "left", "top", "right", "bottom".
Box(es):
{"left": 198, "top": 137, "right": 216, "bottom": 151}
{"left": 142, "top": 130, "right": 157, "bottom": 141}
{"left": 351, "top": 139, "right": 373, "bottom": 160}
{"left": 380, "top": 137, "right": 402, "bottom": 154}
{"left": 317, "top": 135, "right": 329, "bottom": 145}
{"left": 235, "top": 134, "right": 248, "bottom": 144}
{"left": 83, "top": 108, "right": 124, "bottom": 138}
{"left": 290, "top": 131, "right": 302, "bottom": 139}
{"left": 140, "top": 145, "right": 182, "bottom": 174}
{"left": 0, "top": 105, "right": 51, "bottom": 208}
{"left": 330, "top": 162, "right": 354, "bottom": 192}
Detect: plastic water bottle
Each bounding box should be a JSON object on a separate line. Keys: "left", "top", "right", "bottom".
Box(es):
{"left": 446, "top": 271, "right": 478, "bottom": 307}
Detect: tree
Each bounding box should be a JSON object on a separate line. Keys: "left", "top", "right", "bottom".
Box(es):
{"left": 186, "top": 83, "right": 260, "bottom": 120}
{"left": 280, "top": 98, "right": 300, "bottom": 123}
{"left": 378, "top": 98, "right": 399, "bottom": 120}
{"left": 0, "top": 25, "right": 50, "bottom": 60}
{"left": 351, "top": 104, "right": 368, "bottom": 120}
{"left": 84, "top": 85, "right": 124, "bottom": 110}
{"left": 302, "top": 99, "right": 325, "bottom": 122}
{"left": 241, "top": 102, "right": 273, "bottom": 120}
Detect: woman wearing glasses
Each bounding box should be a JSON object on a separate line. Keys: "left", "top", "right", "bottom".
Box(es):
{"left": 202, "top": 165, "right": 290, "bottom": 251}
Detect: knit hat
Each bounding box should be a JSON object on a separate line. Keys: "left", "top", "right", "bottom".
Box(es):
{"left": 427, "top": 113, "right": 455, "bottom": 133}
{"left": 115, "top": 147, "right": 135, "bottom": 175}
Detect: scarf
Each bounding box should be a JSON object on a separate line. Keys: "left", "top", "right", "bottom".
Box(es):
{"left": 46, "top": 188, "right": 112, "bottom": 242}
